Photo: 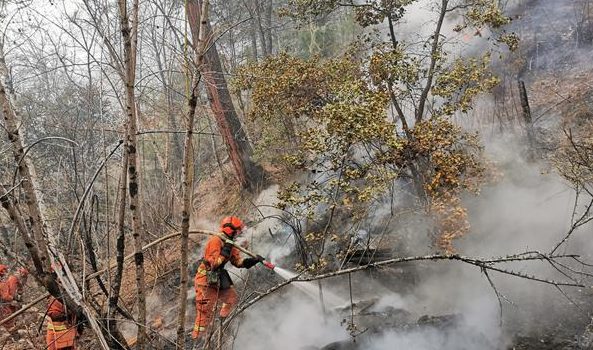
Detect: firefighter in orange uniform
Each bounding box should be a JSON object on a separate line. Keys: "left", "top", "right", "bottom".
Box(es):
{"left": 192, "top": 216, "right": 263, "bottom": 342}
{"left": 46, "top": 265, "right": 83, "bottom": 350}
{"left": 0, "top": 266, "right": 28, "bottom": 330}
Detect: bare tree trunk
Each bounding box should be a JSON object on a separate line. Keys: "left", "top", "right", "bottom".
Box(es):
{"left": 0, "top": 42, "right": 50, "bottom": 270}
{"left": 0, "top": 186, "right": 45, "bottom": 274}
{"left": 188, "top": 0, "right": 264, "bottom": 190}
{"left": 176, "top": 1, "right": 210, "bottom": 347}
{"left": 207, "top": 114, "right": 226, "bottom": 182}
{"left": 107, "top": 128, "right": 130, "bottom": 349}
{"left": 175, "top": 85, "right": 198, "bottom": 350}
{"left": 518, "top": 80, "right": 535, "bottom": 160}
{"left": 264, "top": 0, "right": 273, "bottom": 55}
{"left": 116, "top": 0, "right": 146, "bottom": 348}
{"left": 248, "top": 0, "right": 259, "bottom": 61}
{"left": 254, "top": 0, "right": 269, "bottom": 56}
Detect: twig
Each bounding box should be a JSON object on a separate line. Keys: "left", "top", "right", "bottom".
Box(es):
{"left": 0, "top": 293, "right": 48, "bottom": 326}
{"left": 348, "top": 272, "right": 356, "bottom": 339}
{"left": 551, "top": 197, "right": 593, "bottom": 254}
{"left": 481, "top": 267, "right": 504, "bottom": 326}
{"left": 12, "top": 136, "right": 78, "bottom": 186}
{"left": 66, "top": 140, "right": 123, "bottom": 265}
{"left": 0, "top": 179, "right": 22, "bottom": 199}
{"left": 553, "top": 285, "right": 588, "bottom": 317}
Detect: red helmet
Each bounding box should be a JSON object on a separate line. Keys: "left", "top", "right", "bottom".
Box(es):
{"left": 0, "top": 264, "right": 7, "bottom": 276}
{"left": 220, "top": 216, "right": 244, "bottom": 237}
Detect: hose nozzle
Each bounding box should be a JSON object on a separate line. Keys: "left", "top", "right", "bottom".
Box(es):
{"left": 262, "top": 260, "right": 275, "bottom": 270}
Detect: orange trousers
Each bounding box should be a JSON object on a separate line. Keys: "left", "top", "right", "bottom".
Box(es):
{"left": 192, "top": 285, "right": 237, "bottom": 339}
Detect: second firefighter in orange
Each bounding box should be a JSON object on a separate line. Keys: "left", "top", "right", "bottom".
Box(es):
{"left": 46, "top": 295, "right": 79, "bottom": 350}
{"left": 0, "top": 266, "right": 28, "bottom": 331}
{"left": 45, "top": 264, "right": 84, "bottom": 350}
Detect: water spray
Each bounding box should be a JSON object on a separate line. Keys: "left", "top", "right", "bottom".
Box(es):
{"left": 191, "top": 229, "right": 346, "bottom": 307}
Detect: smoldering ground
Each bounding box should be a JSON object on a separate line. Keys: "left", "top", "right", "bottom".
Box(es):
{"left": 226, "top": 133, "right": 592, "bottom": 350}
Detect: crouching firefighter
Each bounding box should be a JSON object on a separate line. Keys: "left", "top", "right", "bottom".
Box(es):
{"left": 45, "top": 264, "right": 85, "bottom": 350}
{"left": 192, "top": 216, "right": 263, "bottom": 342}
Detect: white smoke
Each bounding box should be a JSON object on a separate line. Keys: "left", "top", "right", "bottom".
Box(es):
{"left": 229, "top": 2, "right": 593, "bottom": 349}
{"left": 235, "top": 294, "right": 349, "bottom": 350}
{"left": 228, "top": 133, "right": 591, "bottom": 349}
{"left": 240, "top": 184, "right": 298, "bottom": 263}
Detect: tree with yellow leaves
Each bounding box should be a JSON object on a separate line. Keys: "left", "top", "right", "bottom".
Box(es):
{"left": 235, "top": 0, "right": 518, "bottom": 266}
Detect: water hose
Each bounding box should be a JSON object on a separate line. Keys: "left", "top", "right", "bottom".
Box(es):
{"left": 207, "top": 231, "right": 275, "bottom": 270}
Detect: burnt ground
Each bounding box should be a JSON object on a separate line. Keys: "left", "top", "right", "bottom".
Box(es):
{"left": 306, "top": 292, "right": 593, "bottom": 350}
{"left": 292, "top": 256, "right": 593, "bottom": 350}
{"left": 502, "top": 287, "right": 593, "bottom": 350}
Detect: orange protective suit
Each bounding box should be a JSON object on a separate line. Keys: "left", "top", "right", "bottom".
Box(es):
{"left": 0, "top": 275, "right": 20, "bottom": 329}
{"left": 46, "top": 296, "right": 78, "bottom": 350}
{"left": 192, "top": 235, "right": 246, "bottom": 340}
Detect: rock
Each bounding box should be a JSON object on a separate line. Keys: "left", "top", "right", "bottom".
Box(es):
{"left": 417, "top": 313, "right": 461, "bottom": 328}
{"left": 334, "top": 298, "right": 380, "bottom": 315}
{"left": 353, "top": 307, "right": 412, "bottom": 331}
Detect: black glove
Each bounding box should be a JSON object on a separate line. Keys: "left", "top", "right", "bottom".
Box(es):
{"left": 242, "top": 255, "right": 264, "bottom": 269}
{"left": 220, "top": 241, "right": 233, "bottom": 259}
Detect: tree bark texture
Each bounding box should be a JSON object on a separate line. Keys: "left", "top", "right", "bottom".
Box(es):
{"left": 175, "top": 86, "right": 198, "bottom": 350}
{"left": 116, "top": 0, "right": 146, "bottom": 347}
{"left": 107, "top": 128, "right": 130, "bottom": 349}
{"left": 176, "top": 2, "right": 209, "bottom": 347}
{"left": 0, "top": 186, "right": 45, "bottom": 274}
{"left": 187, "top": 0, "right": 263, "bottom": 190}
